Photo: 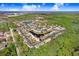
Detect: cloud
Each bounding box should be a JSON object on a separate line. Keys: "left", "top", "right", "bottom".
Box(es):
{"left": 1, "top": 4, "right": 4, "bottom": 7}
{"left": 0, "top": 4, "right": 5, "bottom": 10}
{"left": 49, "top": 3, "right": 64, "bottom": 11}
{"left": 0, "top": 4, "right": 20, "bottom": 11}
{"left": 50, "top": 4, "right": 59, "bottom": 11}
{"left": 22, "top": 4, "right": 41, "bottom": 11}
{"left": 0, "top": 3, "right": 64, "bottom": 11}
{"left": 22, "top": 4, "right": 37, "bottom": 11}
{"left": 21, "top": 3, "right": 64, "bottom": 11}
{"left": 42, "top": 3, "right": 46, "bottom": 5}
{"left": 56, "top": 3, "right": 64, "bottom": 7}
{"left": 32, "top": 5, "right": 37, "bottom": 8}
{"left": 38, "top": 5, "right": 41, "bottom": 8}
{"left": 0, "top": 4, "right": 41, "bottom": 11}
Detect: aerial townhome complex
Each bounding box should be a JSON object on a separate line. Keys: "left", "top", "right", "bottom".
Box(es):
{"left": 16, "top": 19, "right": 65, "bottom": 48}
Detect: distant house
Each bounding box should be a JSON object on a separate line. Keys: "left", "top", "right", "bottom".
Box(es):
{"left": 0, "top": 14, "right": 7, "bottom": 18}
{"left": 0, "top": 32, "right": 6, "bottom": 41}
{"left": 0, "top": 42, "right": 7, "bottom": 50}
{"left": 0, "top": 32, "right": 7, "bottom": 50}
{"left": 0, "top": 14, "right": 7, "bottom": 17}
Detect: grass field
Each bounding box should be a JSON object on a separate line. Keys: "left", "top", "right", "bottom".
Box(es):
{"left": 0, "top": 13, "right": 79, "bottom": 56}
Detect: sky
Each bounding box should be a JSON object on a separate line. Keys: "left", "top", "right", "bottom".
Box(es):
{"left": 0, "top": 3, "right": 79, "bottom": 11}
